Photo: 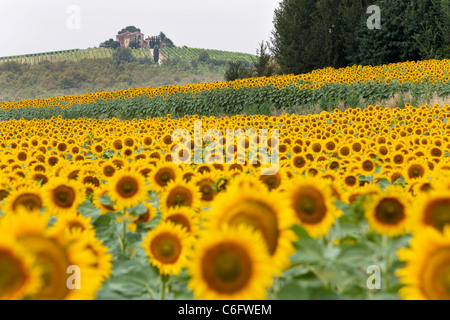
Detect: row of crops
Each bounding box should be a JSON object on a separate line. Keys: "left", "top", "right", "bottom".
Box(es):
{"left": 1, "top": 101, "right": 450, "bottom": 300}
{"left": 0, "top": 48, "right": 114, "bottom": 65}
{"left": 160, "top": 46, "right": 255, "bottom": 64}
{"left": 0, "top": 59, "right": 448, "bottom": 121}
{"left": 0, "top": 46, "right": 254, "bottom": 66}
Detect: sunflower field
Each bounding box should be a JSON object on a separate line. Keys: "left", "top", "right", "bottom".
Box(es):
{"left": 0, "top": 59, "right": 450, "bottom": 300}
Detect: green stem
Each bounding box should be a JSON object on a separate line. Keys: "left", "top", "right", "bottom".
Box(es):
{"left": 161, "top": 276, "right": 167, "bottom": 300}
{"left": 122, "top": 216, "right": 128, "bottom": 255}
{"left": 382, "top": 234, "right": 390, "bottom": 291}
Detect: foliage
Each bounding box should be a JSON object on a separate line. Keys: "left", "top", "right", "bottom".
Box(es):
{"left": 251, "top": 41, "right": 276, "bottom": 77}
{"left": 153, "top": 46, "right": 160, "bottom": 64}
{"left": 224, "top": 61, "right": 251, "bottom": 81}
{"left": 118, "top": 26, "right": 141, "bottom": 34}
{"left": 112, "top": 48, "right": 135, "bottom": 65}
{"left": 100, "top": 38, "right": 121, "bottom": 50}
{"left": 271, "top": 0, "right": 449, "bottom": 73}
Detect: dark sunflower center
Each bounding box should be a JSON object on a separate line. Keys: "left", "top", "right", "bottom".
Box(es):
{"left": 83, "top": 176, "right": 100, "bottom": 187}
{"left": 293, "top": 187, "right": 326, "bottom": 224}
{"left": 151, "top": 234, "right": 181, "bottom": 264}
{"left": 167, "top": 187, "right": 193, "bottom": 208}
{"left": 52, "top": 186, "right": 76, "bottom": 208}
{"left": 68, "top": 170, "right": 80, "bottom": 180}
{"left": 67, "top": 221, "right": 85, "bottom": 232}
{"left": 345, "top": 176, "right": 357, "bottom": 186}
{"left": 0, "top": 250, "right": 26, "bottom": 298}
{"left": 136, "top": 210, "right": 151, "bottom": 223}
{"left": 19, "top": 236, "right": 70, "bottom": 300}
{"left": 260, "top": 175, "right": 281, "bottom": 191}
{"left": 13, "top": 193, "right": 42, "bottom": 212}
{"left": 0, "top": 190, "right": 9, "bottom": 201}
{"left": 166, "top": 214, "right": 191, "bottom": 232}
{"left": 294, "top": 156, "right": 306, "bottom": 168}
{"left": 422, "top": 247, "right": 450, "bottom": 300}
{"left": 226, "top": 200, "right": 279, "bottom": 255}
{"left": 104, "top": 166, "right": 115, "bottom": 176}
{"left": 425, "top": 199, "right": 450, "bottom": 232}
{"left": 374, "top": 198, "right": 405, "bottom": 225}
{"left": 326, "top": 142, "right": 335, "bottom": 151}
{"left": 203, "top": 243, "right": 251, "bottom": 294}
{"left": 341, "top": 147, "right": 349, "bottom": 155}
{"left": 156, "top": 170, "right": 175, "bottom": 186}
{"left": 408, "top": 165, "right": 424, "bottom": 178}
{"left": 117, "top": 177, "right": 139, "bottom": 198}
{"left": 394, "top": 156, "right": 403, "bottom": 164}
{"left": 363, "top": 161, "right": 374, "bottom": 171}
{"left": 18, "top": 152, "right": 27, "bottom": 161}
{"left": 298, "top": 196, "right": 318, "bottom": 216}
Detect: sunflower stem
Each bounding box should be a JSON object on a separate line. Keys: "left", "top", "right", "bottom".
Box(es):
{"left": 382, "top": 234, "right": 390, "bottom": 291}
{"left": 160, "top": 275, "right": 169, "bottom": 300}
{"left": 122, "top": 216, "right": 128, "bottom": 255}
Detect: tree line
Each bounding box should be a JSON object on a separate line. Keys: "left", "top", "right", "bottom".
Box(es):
{"left": 226, "top": 0, "right": 450, "bottom": 79}
{"left": 271, "top": 0, "right": 450, "bottom": 74}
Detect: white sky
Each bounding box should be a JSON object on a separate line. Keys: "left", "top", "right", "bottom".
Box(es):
{"left": 0, "top": 0, "right": 281, "bottom": 57}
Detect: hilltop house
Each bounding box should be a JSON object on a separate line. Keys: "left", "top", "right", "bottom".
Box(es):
{"left": 116, "top": 32, "right": 166, "bottom": 49}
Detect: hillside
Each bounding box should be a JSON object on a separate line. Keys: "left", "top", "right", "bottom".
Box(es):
{"left": 0, "top": 47, "right": 256, "bottom": 102}
{"left": 0, "top": 47, "right": 254, "bottom": 66}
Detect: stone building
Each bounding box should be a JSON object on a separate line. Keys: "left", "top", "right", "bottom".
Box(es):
{"left": 116, "top": 31, "right": 145, "bottom": 48}
{"left": 116, "top": 31, "right": 167, "bottom": 49}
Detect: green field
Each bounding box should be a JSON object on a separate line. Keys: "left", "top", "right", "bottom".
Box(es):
{"left": 0, "top": 47, "right": 255, "bottom": 65}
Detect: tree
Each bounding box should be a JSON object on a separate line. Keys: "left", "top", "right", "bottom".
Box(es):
{"left": 271, "top": 0, "right": 321, "bottom": 74}
{"left": 100, "top": 38, "right": 120, "bottom": 49}
{"left": 118, "top": 26, "right": 141, "bottom": 34}
{"left": 153, "top": 45, "right": 160, "bottom": 64}
{"left": 198, "top": 51, "right": 210, "bottom": 63}
{"left": 270, "top": 0, "right": 373, "bottom": 73}
{"left": 251, "top": 41, "right": 275, "bottom": 77}
{"left": 164, "top": 38, "right": 175, "bottom": 48}
{"left": 159, "top": 32, "right": 166, "bottom": 42}
{"left": 224, "top": 61, "right": 251, "bottom": 81}
{"left": 112, "top": 48, "right": 135, "bottom": 65}
{"left": 411, "top": 0, "right": 450, "bottom": 59}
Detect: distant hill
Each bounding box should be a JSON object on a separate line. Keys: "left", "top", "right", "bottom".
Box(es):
{"left": 0, "top": 47, "right": 256, "bottom": 102}
{"left": 0, "top": 47, "right": 255, "bottom": 66}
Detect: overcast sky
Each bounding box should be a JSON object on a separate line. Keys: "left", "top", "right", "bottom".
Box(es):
{"left": 0, "top": 0, "right": 281, "bottom": 57}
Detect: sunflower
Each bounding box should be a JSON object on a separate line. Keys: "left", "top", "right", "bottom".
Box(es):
{"left": 411, "top": 190, "right": 450, "bottom": 233}
{"left": 258, "top": 168, "right": 287, "bottom": 191}
{"left": 0, "top": 236, "right": 41, "bottom": 300}
{"left": 205, "top": 183, "right": 296, "bottom": 274}
{"left": 0, "top": 211, "right": 98, "bottom": 300}
{"left": 128, "top": 203, "right": 157, "bottom": 232}
{"left": 397, "top": 226, "right": 450, "bottom": 300}
{"left": 50, "top": 212, "right": 93, "bottom": 235}
{"left": 43, "top": 178, "right": 85, "bottom": 216}
{"left": 108, "top": 170, "right": 147, "bottom": 210}
{"left": 60, "top": 227, "right": 113, "bottom": 286}
{"left": 188, "top": 224, "right": 273, "bottom": 300}
{"left": 192, "top": 172, "right": 218, "bottom": 204}
{"left": 149, "top": 162, "right": 181, "bottom": 193}
{"left": 160, "top": 179, "right": 202, "bottom": 212}
{"left": 404, "top": 159, "right": 428, "bottom": 181}
{"left": 285, "top": 177, "right": 338, "bottom": 238}
{"left": 141, "top": 221, "right": 193, "bottom": 275}
{"left": 162, "top": 206, "right": 200, "bottom": 237}
{"left": 1, "top": 185, "right": 44, "bottom": 214}
{"left": 93, "top": 185, "right": 118, "bottom": 214}
{"left": 365, "top": 185, "right": 411, "bottom": 237}
{"left": 100, "top": 162, "right": 117, "bottom": 178}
